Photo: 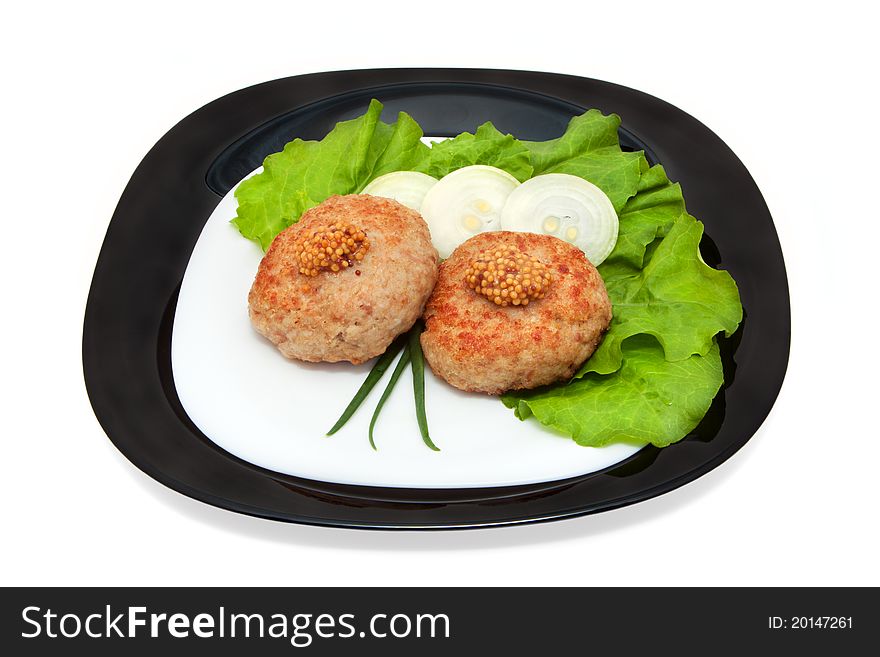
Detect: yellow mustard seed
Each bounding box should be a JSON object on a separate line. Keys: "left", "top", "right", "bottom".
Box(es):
{"left": 466, "top": 244, "right": 552, "bottom": 308}
{"left": 293, "top": 223, "right": 370, "bottom": 277}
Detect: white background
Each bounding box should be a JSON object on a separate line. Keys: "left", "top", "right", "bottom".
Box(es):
{"left": 2, "top": 1, "right": 878, "bottom": 586}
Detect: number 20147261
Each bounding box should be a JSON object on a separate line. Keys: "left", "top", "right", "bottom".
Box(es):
{"left": 768, "top": 617, "right": 853, "bottom": 629}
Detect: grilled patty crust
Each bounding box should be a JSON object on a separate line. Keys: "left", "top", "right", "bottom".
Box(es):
{"left": 249, "top": 194, "right": 439, "bottom": 364}
{"left": 421, "top": 231, "right": 612, "bottom": 394}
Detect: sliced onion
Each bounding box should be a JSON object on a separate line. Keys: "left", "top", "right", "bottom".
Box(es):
{"left": 500, "top": 173, "right": 618, "bottom": 265}
{"left": 361, "top": 171, "right": 438, "bottom": 211}
{"left": 419, "top": 165, "right": 519, "bottom": 259}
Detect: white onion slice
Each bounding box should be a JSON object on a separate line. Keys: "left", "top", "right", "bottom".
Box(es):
{"left": 361, "top": 171, "right": 438, "bottom": 211}
{"left": 500, "top": 173, "right": 619, "bottom": 265}
{"left": 419, "top": 165, "right": 519, "bottom": 258}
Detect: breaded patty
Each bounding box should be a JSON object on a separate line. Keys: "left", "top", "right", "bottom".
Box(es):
{"left": 421, "top": 231, "right": 612, "bottom": 394}
{"left": 249, "top": 194, "right": 439, "bottom": 364}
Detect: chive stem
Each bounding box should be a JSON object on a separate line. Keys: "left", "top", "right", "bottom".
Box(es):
{"left": 326, "top": 333, "right": 407, "bottom": 436}
{"left": 408, "top": 322, "right": 440, "bottom": 451}
{"left": 368, "top": 346, "right": 411, "bottom": 451}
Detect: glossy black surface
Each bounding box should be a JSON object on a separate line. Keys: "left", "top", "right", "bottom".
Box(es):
{"left": 205, "top": 83, "right": 658, "bottom": 195}
{"left": 83, "top": 69, "right": 790, "bottom": 529}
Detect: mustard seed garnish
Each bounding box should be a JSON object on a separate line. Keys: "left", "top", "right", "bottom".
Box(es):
{"left": 294, "top": 223, "right": 369, "bottom": 276}
{"left": 464, "top": 244, "right": 552, "bottom": 307}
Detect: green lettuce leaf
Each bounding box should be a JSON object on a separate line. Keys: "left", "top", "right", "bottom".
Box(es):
{"left": 501, "top": 336, "right": 723, "bottom": 447}
{"left": 231, "top": 99, "right": 429, "bottom": 250}
{"left": 523, "top": 109, "right": 642, "bottom": 212}
{"left": 546, "top": 149, "right": 644, "bottom": 212}
{"left": 413, "top": 122, "right": 533, "bottom": 181}
{"left": 583, "top": 213, "right": 742, "bottom": 375}
{"left": 598, "top": 162, "right": 686, "bottom": 279}
{"left": 522, "top": 109, "right": 623, "bottom": 173}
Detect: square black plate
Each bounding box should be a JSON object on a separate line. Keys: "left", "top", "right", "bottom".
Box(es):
{"left": 83, "top": 69, "right": 789, "bottom": 529}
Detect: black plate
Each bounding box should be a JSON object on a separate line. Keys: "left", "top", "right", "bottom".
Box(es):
{"left": 83, "top": 69, "right": 789, "bottom": 529}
